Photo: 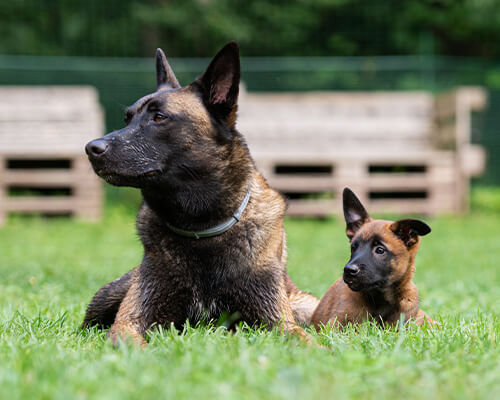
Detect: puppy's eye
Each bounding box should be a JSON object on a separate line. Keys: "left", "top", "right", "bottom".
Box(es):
{"left": 375, "top": 246, "right": 385, "bottom": 255}
{"left": 154, "top": 112, "right": 167, "bottom": 123}
{"left": 351, "top": 243, "right": 358, "bottom": 252}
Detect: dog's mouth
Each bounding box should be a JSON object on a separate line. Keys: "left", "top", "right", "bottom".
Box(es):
{"left": 95, "top": 168, "right": 161, "bottom": 178}
{"left": 344, "top": 278, "right": 363, "bottom": 292}
{"left": 343, "top": 276, "right": 382, "bottom": 292}
{"left": 93, "top": 167, "right": 163, "bottom": 187}
{"left": 142, "top": 169, "right": 161, "bottom": 177}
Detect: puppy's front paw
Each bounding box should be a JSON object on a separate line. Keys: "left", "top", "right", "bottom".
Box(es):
{"left": 415, "top": 310, "right": 439, "bottom": 328}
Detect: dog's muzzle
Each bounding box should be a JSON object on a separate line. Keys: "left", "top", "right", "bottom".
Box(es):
{"left": 86, "top": 139, "right": 109, "bottom": 158}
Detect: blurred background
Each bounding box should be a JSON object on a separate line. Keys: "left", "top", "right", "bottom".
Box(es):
{"left": 1, "top": 6, "right": 500, "bottom": 397}
{"left": 1, "top": 0, "right": 499, "bottom": 217}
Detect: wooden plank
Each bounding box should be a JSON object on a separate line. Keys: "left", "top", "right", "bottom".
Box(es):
{"left": 434, "top": 91, "right": 457, "bottom": 120}
{"left": 248, "top": 142, "right": 431, "bottom": 157}
{"left": 331, "top": 159, "right": 369, "bottom": 206}
{"left": 0, "top": 121, "right": 101, "bottom": 153}
{"left": 460, "top": 144, "right": 486, "bottom": 177}
{"left": 0, "top": 86, "right": 104, "bottom": 154}
{"left": 240, "top": 91, "right": 433, "bottom": 109}
{"left": 74, "top": 194, "right": 103, "bottom": 221}
{"left": 267, "top": 176, "right": 335, "bottom": 191}
{"left": 432, "top": 122, "right": 457, "bottom": 150}
{"left": 0, "top": 106, "right": 101, "bottom": 122}
{"left": 427, "top": 180, "right": 459, "bottom": 214}
{"left": 4, "top": 197, "right": 75, "bottom": 213}
{"left": 434, "top": 87, "right": 487, "bottom": 152}
{"left": 1, "top": 152, "right": 80, "bottom": 159}
{"left": 72, "top": 154, "right": 103, "bottom": 221}
{"left": 367, "top": 173, "right": 454, "bottom": 190}
{"left": 367, "top": 199, "right": 431, "bottom": 215}
{"left": 240, "top": 119, "right": 431, "bottom": 139}
{"left": 0, "top": 86, "right": 99, "bottom": 103}
{"left": 287, "top": 199, "right": 337, "bottom": 216}
{"left": 364, "top": 152, "right": 456, "bottom": 166}
{"left": 285, "top": 198, "right": 445, "bottom": 217}
{"left": 253, "top": 150, "right": 456, "bottom": 164}
{"left": 4, "top": 170, "right": 74, "bottom": 186}
{"left": 71, "top": 155, "right": 93, "bottom": 172}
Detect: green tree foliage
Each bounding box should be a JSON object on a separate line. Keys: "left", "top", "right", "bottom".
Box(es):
{"left": 1, "top": 0, "right": 500, "bottom": 57}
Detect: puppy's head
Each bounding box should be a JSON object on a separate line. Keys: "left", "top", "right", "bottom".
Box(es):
{"left": 342, "top": 188, "right": 431, "bottom": 292}
{"left": 85, "top": 42, "right": 242, "bottom": 189}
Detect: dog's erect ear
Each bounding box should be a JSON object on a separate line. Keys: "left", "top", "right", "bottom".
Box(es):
{"left": 156, "top": 48, "right": 180, "bottom": 90}
{"left": 196, "top": 41, "right": 240, "bottom": 127}
{"left": 390, "top": 219, "right": 431, "bottom": 247}
{"left": 343, "top": 188, "right": 371, "bottom": 240}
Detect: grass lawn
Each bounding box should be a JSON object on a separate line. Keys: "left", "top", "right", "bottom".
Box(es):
{"left": 1, "top": 188, "right": 499, "bottom": 400}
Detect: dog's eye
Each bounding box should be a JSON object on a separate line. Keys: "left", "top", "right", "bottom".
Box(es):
{"left": 154, "top": 113, "right": 167, "bottom": 123}
{"left": 375, "top": 246, "right": 385, "bottom": 255}
{"left": 351, "top": 243, "right": 358, "bottom": 252}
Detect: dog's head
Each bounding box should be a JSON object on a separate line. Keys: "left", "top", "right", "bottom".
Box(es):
{"left": 85, "top": 42, "right": 243, "bottom": 189}
{"left": 341, "top": 188, "right": 431, "bottom": 292}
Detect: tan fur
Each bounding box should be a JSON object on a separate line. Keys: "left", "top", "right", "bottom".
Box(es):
{"left": 246, "top": 171, "right": 319, "bottom": 326}
{"left": 159, "top": 87, "right": 212, "bottom": 129}
{"left": 107, "top": 270, "right": 146, "bottom": 346}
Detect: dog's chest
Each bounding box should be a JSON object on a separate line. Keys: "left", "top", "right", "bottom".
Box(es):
{"left": 183, "top": 248, "right": 253, "bottom": 322}
{"left": 148, "top": 239, "right": 263, "bottom": 322}
{"left": 187, "top": 296, "right": 219, "bottom": 324}
{"left": 139, "top": 216, "right": 283, "bottom": 327}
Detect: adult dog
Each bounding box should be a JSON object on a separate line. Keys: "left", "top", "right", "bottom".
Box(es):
{"left": 82, "top": 42, "right": 318, "bottom": 345}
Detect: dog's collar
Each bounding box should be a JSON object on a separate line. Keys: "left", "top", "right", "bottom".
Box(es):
{"left": 164, "top": 181, "right": 252, "bottom": 239}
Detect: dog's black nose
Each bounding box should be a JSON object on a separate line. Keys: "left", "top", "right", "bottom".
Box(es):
{"left": 344, "top": 264, "right": 360, "bottom": 276}
{"left": 86, "top": 139, "right": 109, "bottom": 156}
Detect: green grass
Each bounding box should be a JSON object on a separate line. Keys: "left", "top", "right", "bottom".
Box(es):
{"left": 1, "top": 188, "right": 500, "bottom": 400}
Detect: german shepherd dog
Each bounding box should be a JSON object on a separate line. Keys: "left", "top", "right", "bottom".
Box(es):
{"left": 82, "top": 42, "right": 318, "bottom": 345}
{"left": 312, "top": 188, "right": 436, "bottom": 328}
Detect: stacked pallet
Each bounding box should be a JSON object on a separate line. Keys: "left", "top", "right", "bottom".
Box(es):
{"left": 0, "top": 86, "right": 104, "bottom": 225}
{"left": 238, "top": 87, "right": 486, "bottom": 216}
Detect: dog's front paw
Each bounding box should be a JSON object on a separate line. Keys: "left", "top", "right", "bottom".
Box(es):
{"left": 107, "top": 324, "right": 147, "bottom": 347}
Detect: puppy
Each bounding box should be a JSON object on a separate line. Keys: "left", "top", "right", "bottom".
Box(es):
{"left": 312, "top": 188, "right": 436, "bottom": 328}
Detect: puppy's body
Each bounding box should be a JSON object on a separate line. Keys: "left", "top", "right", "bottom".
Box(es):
{"left": 312, "top": 189, "right": 435, "bottom": 328}
{"left": 81, "top": 42, "right": 318, "bottom": 345}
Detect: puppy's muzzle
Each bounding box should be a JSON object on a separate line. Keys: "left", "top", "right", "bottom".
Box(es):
{"left": 344, "top": 263, "right": 360, "bottom": 278}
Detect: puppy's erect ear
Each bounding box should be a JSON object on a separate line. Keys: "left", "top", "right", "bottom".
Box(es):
{"left": 156, "top": 48, "right": 180, "bottom": 90}
{"left": 390, "top": 219, "right": 431, "bottom": 247}
{"left": 196, "top": 41, "right": 240, "bottom": 127}
{"left": 343, "top": 188, "right": 371, "bottom": 240}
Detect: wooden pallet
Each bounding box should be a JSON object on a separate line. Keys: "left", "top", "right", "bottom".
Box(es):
{"left": 0, "top": 153, "right": 102, "bottom": 225}
{"left": 255, "top": 151, "right": 457, "bottom": 216}
{"left": 238, "top": 87, "right": 487, "bottom": 216}
{"left": 0, "top": 86, "right": 104, "bottom": 225}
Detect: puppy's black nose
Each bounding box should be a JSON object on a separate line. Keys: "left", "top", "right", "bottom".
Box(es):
{"left": 344, "top": 264, "right": 360, "bottom": 276}
{"left": 85, "top": 139, "right": 109, "bottom": 156}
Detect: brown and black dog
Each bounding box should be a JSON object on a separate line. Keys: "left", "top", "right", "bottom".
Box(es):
{"left": 81, "top": 42, "right": 318, "bottom": 345}
{"left": 312, "top": 188, "right": 436, "bottom": 329}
